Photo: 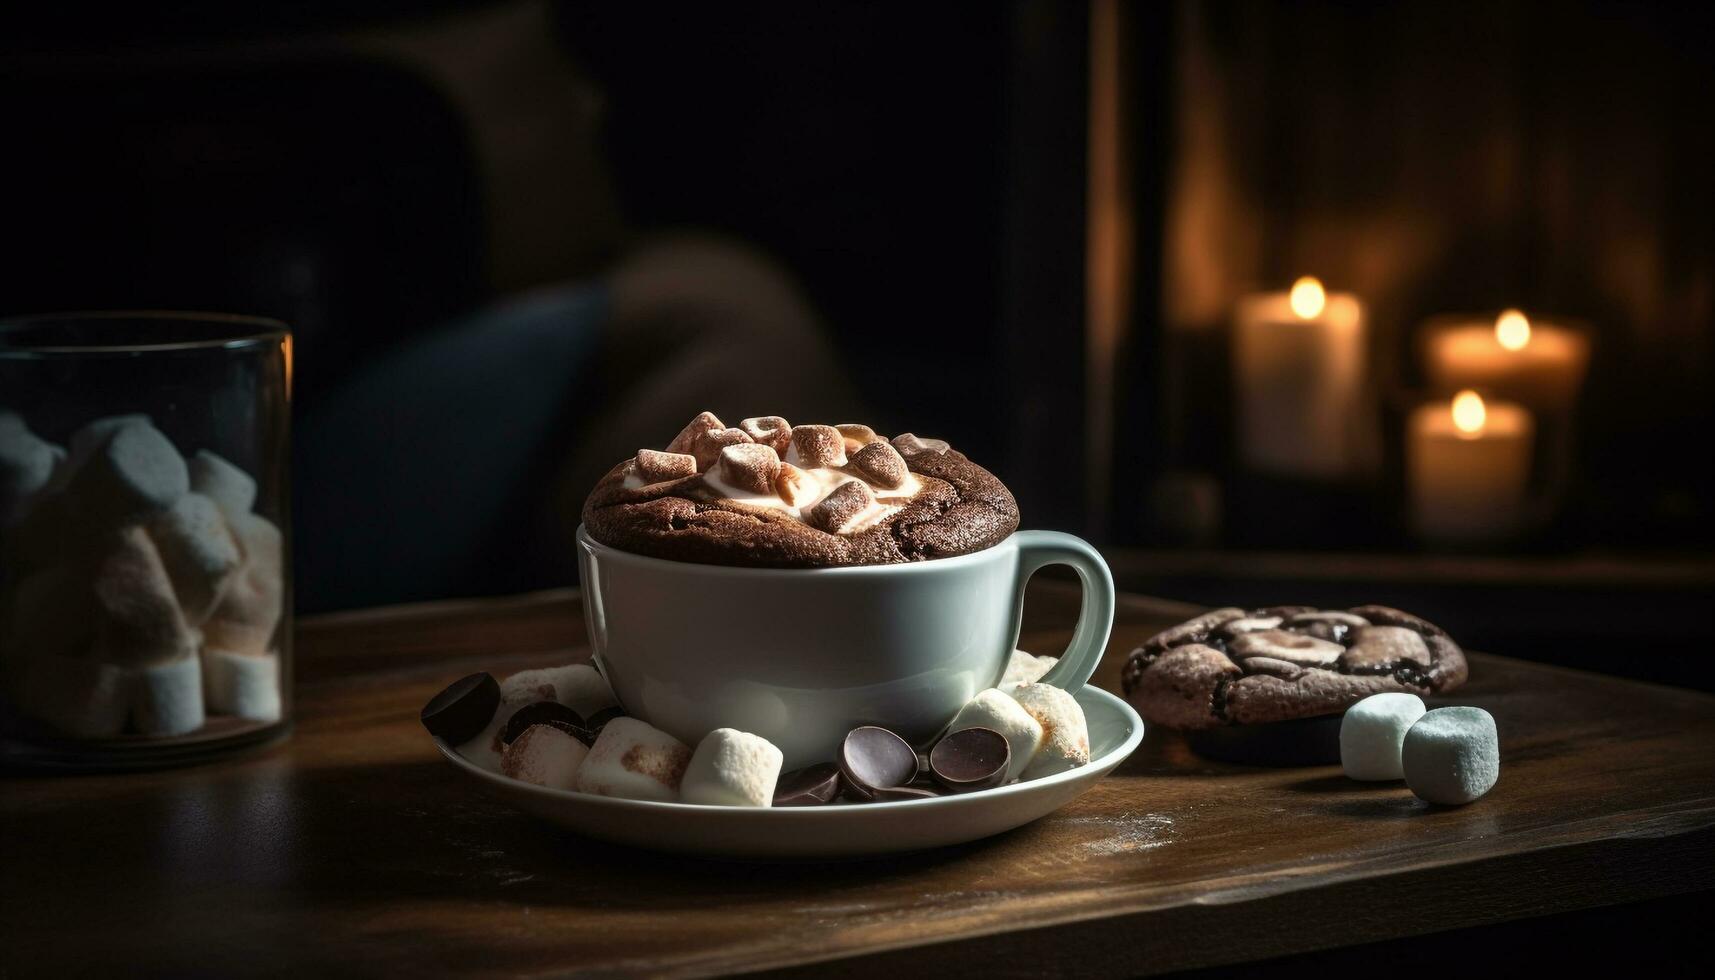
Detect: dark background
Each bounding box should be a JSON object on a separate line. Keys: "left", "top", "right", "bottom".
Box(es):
{"left": 1, "top": 0, "right": 1710, "bottom": 666}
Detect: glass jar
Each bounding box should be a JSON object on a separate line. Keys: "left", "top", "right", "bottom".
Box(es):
{"left": 0, "top": 312, "right": 292, "bottom": 768}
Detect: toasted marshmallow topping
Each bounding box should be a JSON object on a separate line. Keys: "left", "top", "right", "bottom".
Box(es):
{"left": 625, "top": 412, "right": 938, "bottom": 534}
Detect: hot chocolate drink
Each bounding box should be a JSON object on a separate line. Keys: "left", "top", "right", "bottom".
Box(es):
{"left": 581, "top": 411, "right": 1019, "bottom": 567}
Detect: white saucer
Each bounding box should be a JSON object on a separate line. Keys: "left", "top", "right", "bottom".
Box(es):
{"left": 435, "top": 685, "right": 1145, "bottom": 858}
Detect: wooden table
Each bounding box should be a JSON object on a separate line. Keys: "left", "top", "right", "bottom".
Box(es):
{"left": 5, "top": 584, "right": 1715, "bottom": 977}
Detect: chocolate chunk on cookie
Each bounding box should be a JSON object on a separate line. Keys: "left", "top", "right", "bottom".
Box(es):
{"left": 1122, "top": 605, "right": 1468, "bottom": 732}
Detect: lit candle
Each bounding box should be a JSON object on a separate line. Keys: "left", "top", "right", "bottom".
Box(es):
{"left": 1420, "top": 309, "right": 1591, "bottom": 413}
{"left": 1233, "top": 276, "right": 1366, "bottom": 478}
{"left": 1408, "top": 390, "right": 1535, "bottom": 543}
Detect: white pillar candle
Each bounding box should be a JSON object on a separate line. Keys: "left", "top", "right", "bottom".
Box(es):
{"left": 1408, "top": 390, "right": 1535, "bottom": 543}
{"left": 1420, "top": 310, "right": 1590, "bottom": 414}
{"left": 1233, "top": 277, "right": 1366, "bottom": 479}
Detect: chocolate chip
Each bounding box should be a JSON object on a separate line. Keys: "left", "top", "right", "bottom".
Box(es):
{"left": 928, "top": 727, "right": 1010, "bottom": 792}
{"left": 420, "top": 672, "right": 500, "bottom": 744}
{"left": 501, "top": 701, "right": 585, "bottom": 745}
{"left": 839, "top": 725, "right": 919, "bottom": 801}
{"left": 773, "top": 763, "right": 843, "bottom": 806}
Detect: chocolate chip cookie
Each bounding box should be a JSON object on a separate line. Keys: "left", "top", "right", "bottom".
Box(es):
{"left": 581, "top": 412, "right": 1019, "bottom": 567}
{"left": 1121, "top": 605, "right": 1468, "bottom": 730}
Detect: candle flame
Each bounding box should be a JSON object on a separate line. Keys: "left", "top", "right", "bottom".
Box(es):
{"left": 1289, "top": 277, "right": 1326, "bottom": 319}
{"left": 1451, "top": 389, "right": 1486, "bottom": 437}
{"left": 1495, "top": 309, "right": 1531, "bottom": 351}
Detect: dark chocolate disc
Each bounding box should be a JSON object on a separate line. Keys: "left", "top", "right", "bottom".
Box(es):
{"left": 839, "top": 726, "right": 918, "bottom": 801}
{"left": 866, "top": 785, "right": 942, "bottom": 802}
{"left": 929, "top": 727, "right": 1010, "bottom": 792}
{"left": 420, "top": 672, "right": 500, "bottom": 744}
{"left": 773, "top": 763, "right": 843, "bottom": 806}
{"left": 501, "top": 701, "right": 584, "bottom": 745}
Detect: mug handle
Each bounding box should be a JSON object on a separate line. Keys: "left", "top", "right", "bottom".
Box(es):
{"left": 1008, "top": 530, "right": 1116, "bottom": 692}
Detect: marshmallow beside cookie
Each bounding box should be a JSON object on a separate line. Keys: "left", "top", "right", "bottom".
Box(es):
{"left": 0, "top": 413, "right": 285, "bottom": 736}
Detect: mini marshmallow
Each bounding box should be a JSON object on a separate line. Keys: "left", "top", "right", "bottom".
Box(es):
{"left": 1340, "top": 692, "right": 1426, "bottom": 781}
{"left": 716, "top": 443, "right": 780, "bottom": 494}
{"left": 130, "top": 655, "right": 206, "bottom": 736}
{"left": 499, "top": 663, "right": 617, "bottom": 717}
{"left": 1010, "top": 683, "right": 1091, "bottom": 779}
{"left": 16, "top": 654, "right": 129, "bottom": 738}
{"left": 635, "top": 448, "right": 697, "bottom": 484}
{"left": 680, "top": 728, "right": 784, "bottom": 806}
{"left": 185, "top": 449, "right": 258, "bottom": 521}
{"left": 201, "top": 513, "right": 284, "bottom": 657}
{"left": 575, "top": 716, "right": 691, "bottom": 802}
{"left": 0, "top": 414, "right": 59, "bottom": 524}
{"left": 808, "top": 479, "right": 875, "bottom": 534}
{"left": 739, "top": 416, "right": 792, "bottom": 454}
{"left": 787, "top": 425, "right": 846, "bottom": 469}
{"left": 1229, "top": 629, "right": 1343, "bottom": 667}
{"left": 894, "top": 433, "right": 949, "bottom": 455}
{"left": 67, "top": 414, "right": 149, "bottom": 467}
{"left": 665, "top": 411, "right": 725, "bottom": 456}
{"left": 202, "top": 648, "right": 283, "bottom": 722}
{"left": 774, "top": 463, "right": 818, "bottom": 507}
{"left": 849, "top": 441, "right": 907, "bottom": 490}
{"left": 148, "top": 493, "right": 243, "bottom": 625}
{"left": 950, "top": 689, "right": 1044, "bottom": 783}
{"left": 66, "top": 418, "right": 188, "bottom": 525}
{"left": 1403, "top": 706, "right": 1499, "bottom": 805}
{"left": 690, "top": 427, "right": 752, "bottom": 471}
{"left": 1001, "top": 649, "right": 1058, "bottom": 688}
{"left": 92, "top": 527, "right": 199, "bottom": 668}
{"left": 836, "top": 423, "right": 881, "bottom": 451}
{"left": 502, "top": 723, "right": 589, "bottom": 790}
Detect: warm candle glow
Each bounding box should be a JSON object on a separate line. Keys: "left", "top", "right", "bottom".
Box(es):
{"left": 1495, "top": 309, "right": 1531, "bottom": 351}
{"left": 1289, "top": 276, "right": 1326, "bottom": 319}
{"left": 1451, "top": 389, "right": 1486, "bottom": 437}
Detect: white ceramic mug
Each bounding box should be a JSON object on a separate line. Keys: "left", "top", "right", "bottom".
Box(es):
{"left": 576, "top": 525, "right": 1115, "bottom": 769}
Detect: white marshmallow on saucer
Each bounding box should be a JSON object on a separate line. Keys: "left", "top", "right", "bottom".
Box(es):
{"left": 201, "top": 648, "right": 282, "bottom": 722}
{"left": 949, "top": 688, "right": 1044, "bottom": 783}
{"left": 500, "top": 663, "right": 617, "bottom": 717}
{"left": 0, "top": 413, "right": 60, "bottom": 524}
{"left": 680, "top": 728, "right": 783, "bottom": 807}
{"left": 1001, "top": 649, "right": 1058, "bottom": 689}
{"left": 91, "top": 527, "right": 199, "bottom": 668}
{"left": 501, "top": 723, "right": 589, "bottom": 791}
{"left": 575, "top": 717, "right": 691, "bottom": 802}
{"left": 201, "top": 513, "right": 284, "bottom": 657}
{"left": 1403, "top": 706, "right": 1500, "bottom": 805}
{"left": 148, "top": 493, "right": 243, "bottom": 625}
{"left": 129, "top": 655, "right": 205, "bottom": 736}
{"left": 16, "top": 654, "right": 130, "bottom": 738}
{"left": 1009, "top": 683, "right": 1091, "bottom": 779}
{"left": 65, "top": 418, "right": 188, "bottom": 525}
{"left": 187, "top": 450, "right": 258, "bottom": 521}
{"left": 1340, "top": 692, "right": 1426, "bottom": 781}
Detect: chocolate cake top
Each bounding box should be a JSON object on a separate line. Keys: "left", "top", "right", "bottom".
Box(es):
{"left": 1120, "top": 605, "right": 1469, "bottom": 730}
{"left": 581, "top": 412, "right": 1020, "bottom": 567}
